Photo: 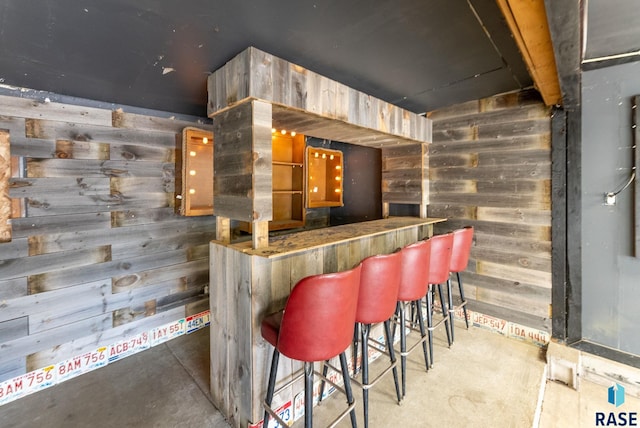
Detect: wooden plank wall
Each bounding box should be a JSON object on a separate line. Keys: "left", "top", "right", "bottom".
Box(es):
{"left": 0, "top": 95, "right": 215, "bottom": 381}
{"left": 428, "top": 89, "right": 552, "bottom": 330}
{"left": 207, "top": 47, "right": 431, "bottom": 147}
{"left": 210, "top": 223, "right": 432, "bottom": 427}
{"left": 212, "top": 100, "right": 273, "bottom": 222}
{"left": 382, "top": 143, "right": 428, "bottom": 210}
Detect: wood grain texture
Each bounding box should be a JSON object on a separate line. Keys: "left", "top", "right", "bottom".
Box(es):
{"left": 207, "top": 47, "right": 431, "bottom": 148}
{"left": 0, "top": 131, "right": 10, "bottom": 242}
{"left": 0, "top": 94, "right": 211, "bottom": 372}
{"left": 429, "top": 89, "right": 552, "bottom": 328}
{"left": 210, "top": 219, "right": 435, "bottom": 427}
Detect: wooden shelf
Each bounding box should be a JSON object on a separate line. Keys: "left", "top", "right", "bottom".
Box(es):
{"left": 271, "top": 133, "right": 305, "bottom": 230}
{"left": 273, "top": 161, "right": 303, "bottom": 167}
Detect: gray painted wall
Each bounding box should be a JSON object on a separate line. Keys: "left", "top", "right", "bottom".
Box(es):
{"left": 582, "top": 61, "right": 640, "bottom": 355}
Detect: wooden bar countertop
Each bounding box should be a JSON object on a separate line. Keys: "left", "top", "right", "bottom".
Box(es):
{"left": 218, "top": 217, "right": 446, "bottom": 258}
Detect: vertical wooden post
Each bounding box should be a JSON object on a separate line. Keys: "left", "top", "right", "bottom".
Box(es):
{"left": 0, "top": 131, "right": 10, "bottom": 243}
{"left": 216, "top": 216, "right": 231, "bottom": 243}
{"left": 633, "top": 96, "right": 639, "bottom": 258}
{"left": 382, "top": 202, "right": 390, "bottom": 218}
{"left": 252, "top": 221, "right": 269, "bottom": 249}
{"left": 421, "top": 143, "right": 429, "bottom": 219}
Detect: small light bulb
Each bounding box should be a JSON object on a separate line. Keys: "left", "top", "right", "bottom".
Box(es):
{"left": 189, "top": 189, "right": 196, "bottom": 194}
{"left": 335, "top": 176, "right": 340, "bottom": 181}
{"left": 272, "top": 128, "right": 276, "bottom": 133}
{"left": 322, "top": 153, "right": 326, "bottom": 159}
{"left": 313, "top": 186, "right": 318, "bottom": 193}
{"left": 189, "top": 170, "right": 196, "bottom": 176}
{"left": 334, "top": 189, "right": 341, "bottom": 193}
{"left": 190, "top": 151, "right": 197, "bottom": 157}
{"left": 291, "top": 131, "right": 296, "bottom": 137}
{"left": 281, "top": 129, "right": 286, "bottom": 135}
{"left": 202, "top": 137, "right": 208, "bottom": 144}
{"left": 314, "top": 152, "right": 319, "bottom": 158}
{"left": 330, "top": 155, "right": 334, "bottom": 160}
{"left": 335, "top": 165, "right": 341, "bottom": 170}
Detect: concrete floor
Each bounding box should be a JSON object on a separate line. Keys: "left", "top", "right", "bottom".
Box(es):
{"left": 0, "top": 321, "right": 634, "bottom": 428}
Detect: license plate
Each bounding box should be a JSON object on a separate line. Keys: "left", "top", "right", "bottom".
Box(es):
{"left": 186, "top": 310, "right": 211, "bottom": 334}
{"left": 25, "top": 365, "right": 56, "bottom": 395}
{"left": 58, "top": 347, "right": 109, "bottom": 383}
{"left": 150, "top": 319, "right": 185, "bottom": 346}
{"left": 248, "top": 400, "right": 293, "bottom": 428}
{"left": 108, "top": 331, "right": 150, "bottom": 362}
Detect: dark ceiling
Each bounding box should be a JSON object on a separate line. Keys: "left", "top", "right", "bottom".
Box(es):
{"left": 0, "top": 1, "right": 637, "bottom": 118}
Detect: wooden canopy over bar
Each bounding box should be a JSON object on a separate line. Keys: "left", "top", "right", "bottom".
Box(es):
{"left": 207, "top": 47, "right": 433, "bottom": 248}
{"left": 207, "top": 47, "right": 432, "bottom": 148}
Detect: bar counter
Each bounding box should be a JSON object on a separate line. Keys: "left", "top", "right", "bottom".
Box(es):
{"left": 209, "top": 217, "right": 445, "bottom": 428}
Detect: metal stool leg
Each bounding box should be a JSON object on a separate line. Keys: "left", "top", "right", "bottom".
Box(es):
{"left": 437, "top": 283, "right": 452, "bottom": 347}
{"left": 353, "top": 323, "right": 360, "bottom": 375}
{"left": 458, "top": 272, "right": 470, "bottom": 328}
{"left": 263, "top": 348, "right": 280, "bottom": 428}
{"left": 383, "top": 319, "right": 402, "bottom": 404}
{"left": 447, "top": 278, "right": 455, "bottom": 343}
{"left": 361, "top": 323, "right": 371, "bottom": 428}
{"left": 398, "top": 302, "right": 407, "bottom": 398}
{"left": 339, "top": 352, "right": 358, "bottom": 428}
{"left": 414, "top": 299, "right": 429, "bottom": 371}
{"left": 304, "top": 362, "right": 314, "bottom": 428}
{"left": 426, "top": 286, "right": 434, "bottom": 367}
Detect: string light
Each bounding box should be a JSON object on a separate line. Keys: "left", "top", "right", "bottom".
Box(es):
{"left": 202, "top": 137, "right": 208, "bottom": 144}
{"left": 189, "top": 151, "right": 196, "bottom": 157}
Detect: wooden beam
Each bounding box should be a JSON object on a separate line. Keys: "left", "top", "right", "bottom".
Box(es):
{"left": 497, "top": 0, "right": 562, "bottom": 106}
{"left": 208, "top": 47, "right": 431, "bottom": 147}
{"left": 0, "top": 131, "right": 10, "bottom": 242}
{"left": 216, "top": 216, "right": 231, "bottom": 244}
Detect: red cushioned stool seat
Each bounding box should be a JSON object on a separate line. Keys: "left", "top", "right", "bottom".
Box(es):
{"left": 261, "top": 264, "right": 362, "bottom": 428}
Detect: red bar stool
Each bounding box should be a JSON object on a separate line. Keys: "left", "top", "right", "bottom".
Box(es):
{"left": 447, "top": 226, "right": 474, "bottom": 340}
{"left": 353, "top": 251, "right": 403, "bottom": 428}
{"left": 261, "top": 264, "right": 362, "bottom": 428}
{"left": 395, "top": 239, "right": 431, "bottom": 398}
{"left": 425, "top": 232, "right": 453, "bottom": 365}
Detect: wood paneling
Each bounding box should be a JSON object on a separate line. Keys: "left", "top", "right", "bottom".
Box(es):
{"left": 0, "top": 95, "right": 211, "bottom": 382}
{"left": 212, "top": 100, "right": 273, "bottom": 222}
{"left": 1, "top": 131, "right": 10, "bottom": 242}
{"left": 210, "top": 220, "right": 434, "bottom": 427}
{"left": 382, "top": 144, "right": 428, "bottom": 212}
{"left": 428, "top": 89, "right": 552, "bottom": 330}
{"left": 208, "top": 47, "right": 431, "bottom": 148}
